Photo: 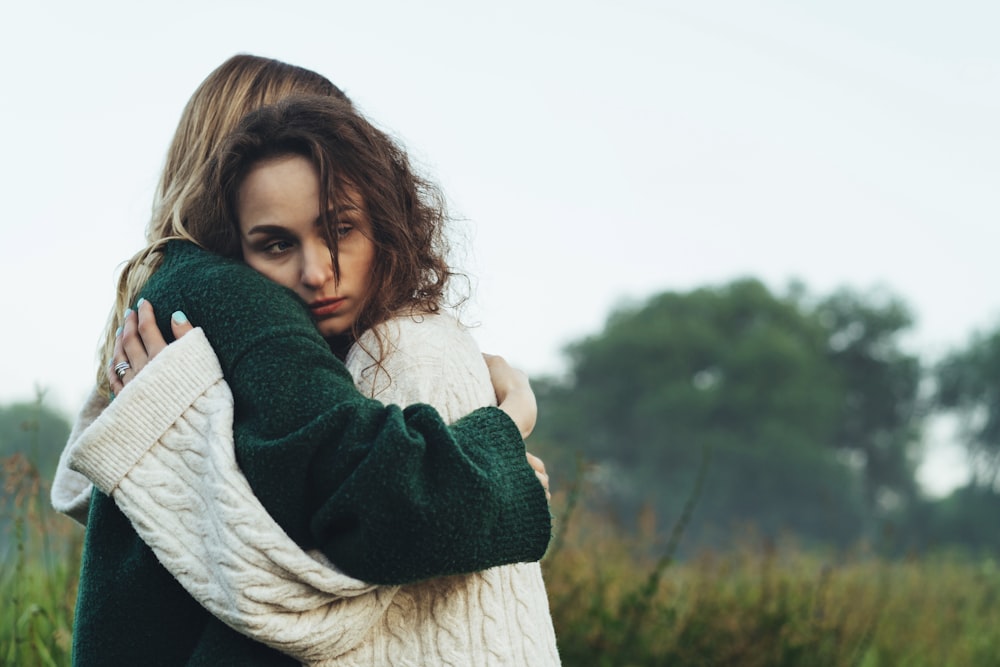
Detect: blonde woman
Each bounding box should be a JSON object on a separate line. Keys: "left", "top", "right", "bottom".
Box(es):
{"left": 53, "top": 58, "right": 554, "bottom": 665}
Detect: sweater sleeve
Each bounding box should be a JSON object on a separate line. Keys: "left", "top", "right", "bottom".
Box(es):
{"left": 66, "top": 329, "right": 398, "bottom": 663}
{"left": 139, "top": 243, "right": 551, "bottom": 585}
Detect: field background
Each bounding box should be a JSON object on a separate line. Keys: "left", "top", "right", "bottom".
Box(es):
{"left": 4, "top": 440, "right": 999, "bottom": 666}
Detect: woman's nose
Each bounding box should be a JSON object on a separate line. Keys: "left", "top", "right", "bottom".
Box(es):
{"left": 301, "top": 241, "right": 335, "bottom": 289}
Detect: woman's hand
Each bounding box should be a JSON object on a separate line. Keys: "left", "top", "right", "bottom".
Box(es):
{"left": 109, "top": 300, "right": 194, "bottom": 394}
{"left": 483, "top": 353, "right": 537, "bottom": 439}
{"left": 526, "top": 452, "right": 551, "bottom": 501}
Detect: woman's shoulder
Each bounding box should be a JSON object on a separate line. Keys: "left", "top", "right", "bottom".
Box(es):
{"left": 386, "top": 310, "right": 467, "bottom": 338}
{"left": 347, "top": 310, "right": 494, "bottom": 411}
{"left": 347, "top": 311, "right": 485, "bottom": 378}
{"left": 358, "top": 311, "right": 476, "bottom": 357}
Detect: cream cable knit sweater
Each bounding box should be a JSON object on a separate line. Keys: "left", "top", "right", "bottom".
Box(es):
{"left": 54, "top": 313, "right": 560, "bottom": 666}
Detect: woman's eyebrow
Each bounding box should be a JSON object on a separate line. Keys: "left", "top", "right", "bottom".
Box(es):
{"left": 244, "top": 224, "right": 287, "bottom": 236}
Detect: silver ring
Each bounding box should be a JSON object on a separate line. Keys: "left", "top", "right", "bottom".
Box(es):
{"left": 114, "top": 361, "right": 131, "bottom": 381}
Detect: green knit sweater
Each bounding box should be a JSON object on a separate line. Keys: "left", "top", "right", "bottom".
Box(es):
{"left": 72, "top": 241, "right": 551, "bottom": 666}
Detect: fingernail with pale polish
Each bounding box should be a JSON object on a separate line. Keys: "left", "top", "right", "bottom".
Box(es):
{"left": 115, "top": 326, "right": 123, "bottom": 337}
{"left": 172, "top": 311, "right": 189, "bottom": 324}
{"left": 137, "top": 298, "right": 146, "bottom": 309}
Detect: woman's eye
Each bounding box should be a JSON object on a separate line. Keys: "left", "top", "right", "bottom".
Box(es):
{"left": 263, "top": 239, "right": 294, "bottom": 254}
{"left": 336, "top": 224, "right": 354, "bottom": 239}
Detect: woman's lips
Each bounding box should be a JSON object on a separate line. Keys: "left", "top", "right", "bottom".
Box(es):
{"left": 309, "top": 297, "right": 346, "bottom": 317}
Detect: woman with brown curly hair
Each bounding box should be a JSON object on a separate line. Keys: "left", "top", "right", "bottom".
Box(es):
{"left": 52, "top": 56, "right": 555, "bottom": 666}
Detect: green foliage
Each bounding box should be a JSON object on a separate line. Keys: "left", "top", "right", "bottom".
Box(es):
{"left": 908, "top": 485, "right": 1000, "bottom": 553}
{"left": 535, "top": 278, "right": 925, "bottom": 547}
{"left": 559, "top": 280, "right": 840, "bottom": 467}
{"left": 817, "top": 288, "right": 924, "bottom": 514}
{"left": 921, "top": 319, "right": 1000, "bottom": 551}
{"left": 936, "top": 327, "right": 1000, "bottom": 486}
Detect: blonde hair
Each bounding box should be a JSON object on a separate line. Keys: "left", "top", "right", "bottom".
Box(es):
{"left": 96, "top": 55, "right": 347, "bottom": 393}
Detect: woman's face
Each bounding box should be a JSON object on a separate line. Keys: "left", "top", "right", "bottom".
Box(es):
{"left": 236, "top": 154, "right": 376, "bottom": 338}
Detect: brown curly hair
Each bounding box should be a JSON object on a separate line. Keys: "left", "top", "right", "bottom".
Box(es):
{"left": 199, "top": 94, "right": 459, "bottom": 360}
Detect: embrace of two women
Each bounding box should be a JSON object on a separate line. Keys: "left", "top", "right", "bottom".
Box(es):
{"left": 51, "top": 54, "right": 560, "bottom": 666}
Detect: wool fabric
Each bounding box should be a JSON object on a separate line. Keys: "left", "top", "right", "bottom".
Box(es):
{"left": 62, "top": 241, "right": 551, "bottom": 666}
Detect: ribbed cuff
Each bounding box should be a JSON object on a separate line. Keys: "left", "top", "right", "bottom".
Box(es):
{"left": 68, "top": 328, "right": 223, "bottom": 494}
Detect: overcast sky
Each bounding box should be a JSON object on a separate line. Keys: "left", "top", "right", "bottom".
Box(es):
{"left": 1, "top": 0, "right": 997, "bottom": 494}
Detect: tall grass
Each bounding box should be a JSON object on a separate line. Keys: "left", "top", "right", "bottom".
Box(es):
{"left": 1, "top": 412, "right": 82, "bottom": 667}
{"left": 541, "top": 496, "right": 1000, "bottom": 666}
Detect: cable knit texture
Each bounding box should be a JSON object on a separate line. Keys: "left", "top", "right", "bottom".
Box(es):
{"left": 60, "top": 241, "right": 552, "bottom": 666}
{"left": 61, "top": 315, "right": 560, "bottom": 665}
{"left": 340, "top": 314, "right": 560, "bottom": 666}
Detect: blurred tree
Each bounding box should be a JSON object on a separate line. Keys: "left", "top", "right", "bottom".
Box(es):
{"left": 901, "top": 483, "right": 1000, "bottom": 554}
{"left": 535, "top": 279, "right": 875, "bottom": 547}
{"left": 815, "top": 288, "right": 924, "bottom": 517}
{"left": 936, "top": 327, "right": 1000, "bottom": 487}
